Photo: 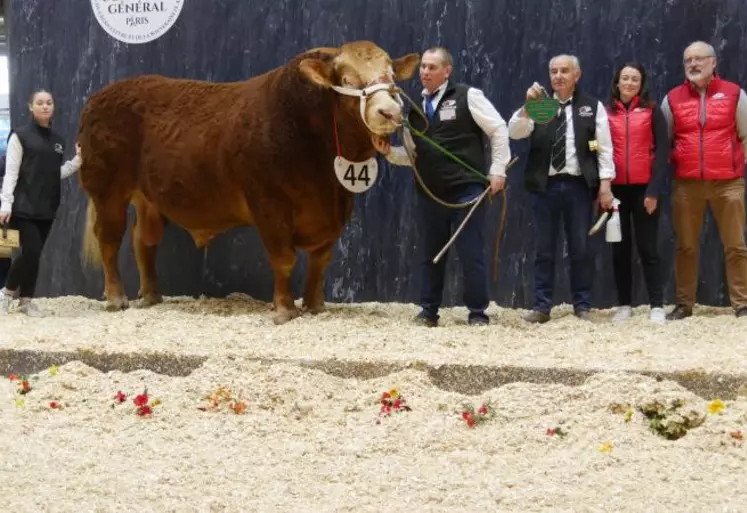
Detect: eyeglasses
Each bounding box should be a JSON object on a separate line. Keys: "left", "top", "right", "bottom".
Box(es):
{"left": 683, "top": 55, "right": 714, "bottom": 65}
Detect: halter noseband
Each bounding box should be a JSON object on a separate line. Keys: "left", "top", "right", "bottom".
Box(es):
{"left": 331, "top": 76, "right": 404, "bottom": 132}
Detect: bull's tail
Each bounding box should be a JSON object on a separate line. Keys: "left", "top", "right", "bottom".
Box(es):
{"left": 82, "top": 199, "right": 103, "bottom": 269}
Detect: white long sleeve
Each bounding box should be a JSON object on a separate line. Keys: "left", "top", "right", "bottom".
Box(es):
{"left": 593, "top": 101, "right": 615, "bottom": 181}
{"left": 508, "top": 108, "right": 535, "bottom": 139}
{"left": 466, "top": 87, "right": 511, "bottom": 177}
{"left": 1, "top": 133, "right": 23, "bottom": 215}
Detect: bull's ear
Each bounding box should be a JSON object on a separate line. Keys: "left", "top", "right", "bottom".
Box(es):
{"left": 299, "top": 58, "right": 334, "bottom": 88}
{"left": 393, "top": 53, "right": 420, "bottom": 81}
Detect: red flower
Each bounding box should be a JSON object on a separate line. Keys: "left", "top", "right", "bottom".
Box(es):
{"left": 462, "top": 411, "right": 471, "bottom": 420}
{"left": 546, "top": 428, "right": 556, "bottom": 436}
{"left": 136, "top": 405, "right": 152, "bottom": 416}
{"left": 114, "top": 391, "right": 127, "bottom": 403}
{"left": 382, "top": 392, "right": 391, "bottom": 400}
{"left": 478, "top": 404, "right": 489, "bottom": 415}
{"left": 133, "top": 392, "right": 149, "bottom": 407}
{"left": 465, "top": 415, "right": 476, "bottom": 428}
{"left": 9, "top": 374, "right": 18, "bottom": 381}
{"left": 49, "top": 401, "right": 60, "bottom": 409}
{"left": 393, "top": 399, "right": 401, "bottom": 409}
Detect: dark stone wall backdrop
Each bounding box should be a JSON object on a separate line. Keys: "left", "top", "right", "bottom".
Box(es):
{"left": 7, "top": 0, "right": 747, "bottom": 308}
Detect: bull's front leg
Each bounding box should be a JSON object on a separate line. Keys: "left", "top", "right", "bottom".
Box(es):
{"left": 302, "top": 243, "right": 334, "bottom": 314}
{"left": 255, "top": 199, "right": 300, "bottom": 325}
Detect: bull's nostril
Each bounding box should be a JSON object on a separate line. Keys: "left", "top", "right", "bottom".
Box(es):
{"left": 378, "top": 109, "right": 393, "bottom": 120}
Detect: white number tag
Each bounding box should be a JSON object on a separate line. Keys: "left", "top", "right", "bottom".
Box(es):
{"left": 333, "top": 156, "right": 378, "bottom": 193}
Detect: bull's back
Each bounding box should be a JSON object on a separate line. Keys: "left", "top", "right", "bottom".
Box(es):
{"left": 78, "top": 75, "right": 245, "bottom": 189}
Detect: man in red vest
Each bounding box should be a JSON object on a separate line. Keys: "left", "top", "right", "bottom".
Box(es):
{"left": 661, "top": 41, "right": 747, "bottom": 319}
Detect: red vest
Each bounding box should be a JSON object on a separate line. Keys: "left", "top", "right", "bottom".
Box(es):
{"left": 606, "top": 96, "right": 654, "bottom": 185}
{"left": 667, "top": 76, "right": 744, "bottom": 180}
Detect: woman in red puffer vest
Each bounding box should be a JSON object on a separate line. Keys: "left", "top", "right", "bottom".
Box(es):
{"left": 605, "top": 62, "right": 669, "bottom": 324}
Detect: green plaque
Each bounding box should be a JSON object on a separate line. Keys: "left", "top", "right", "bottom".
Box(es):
{"left": 525, "top": 97, "right": 560, "bottom": 124}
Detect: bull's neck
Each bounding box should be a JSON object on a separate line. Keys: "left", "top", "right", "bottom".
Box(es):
{"left": 330, "top": 101, "right": 376, "bottom": 162}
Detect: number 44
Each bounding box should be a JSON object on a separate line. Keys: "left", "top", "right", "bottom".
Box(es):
{"left": 343, "top": 164, "right": 371, "bottom": 186}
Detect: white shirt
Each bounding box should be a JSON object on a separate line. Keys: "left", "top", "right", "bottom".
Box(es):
{"left": 507, "top": 93, "right": 615, "bottom": 181}
{"left": 385, "top": 80, "right": 512, "bottom": 177}
{"left": 0, "top": 132, "right": 82, "bottom": 215}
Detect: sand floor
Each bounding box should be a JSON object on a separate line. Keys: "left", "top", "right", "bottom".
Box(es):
{"left": 1, "top": 295, "right": 746, "bottom": 512}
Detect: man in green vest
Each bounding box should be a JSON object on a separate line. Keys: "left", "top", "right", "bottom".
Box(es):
{"left": 375, "top": 46, "right": 511, "bottom": 327}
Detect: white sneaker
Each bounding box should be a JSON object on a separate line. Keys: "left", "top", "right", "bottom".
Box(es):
{"left": 0, "top": 290, "right": 13, "bottom": 315}
{"left": 18, "top": 300, "right": 44, "bottom": 318}
{"left": 650, "top": 307, "right": 666, "bottom": 324}
{"left": 612, "top": 305, "right": 632, "bottom": 322}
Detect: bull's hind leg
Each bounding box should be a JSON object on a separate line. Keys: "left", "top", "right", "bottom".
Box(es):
{"left": 96, "top": 199, "right": 130, "bottom": 311}
{"left": 302, "top": 242, "right": 334, "bottom": 314}
{"left": 132, "top": 195, "right": 165, "bottom": 307}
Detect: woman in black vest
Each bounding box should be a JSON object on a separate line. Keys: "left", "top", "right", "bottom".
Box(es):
{"left": 0, "top": 89, "right": 81, "bottom": 316}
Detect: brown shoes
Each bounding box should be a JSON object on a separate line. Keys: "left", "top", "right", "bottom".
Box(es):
{"left": 666, "top": 305, "right": 692, "bottom": 320}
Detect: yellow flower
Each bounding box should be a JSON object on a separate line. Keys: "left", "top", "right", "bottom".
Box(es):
{"left": 598, "top": 442, "right": 613, "bottom": 454}
{"left": 707, "top": 399, "right": 725, "bottom": 415}
{"left": 14, "top": 397, "right": 24, "bottom": 408}
{"left": 49, "top": 365, "right": 58, "bottom": 376}
{"left": 388, "top": 388, "right": 399, "bottom": 399}
{"left": 151, "top": 398, "right": 162, "bottom": 407}
{"left": 624, "top": 407, "right": 633, "bottom": 423}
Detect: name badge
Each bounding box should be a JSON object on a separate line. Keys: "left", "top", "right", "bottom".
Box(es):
{"left": 439, "top": 108, "right": 456, "bottom": 121}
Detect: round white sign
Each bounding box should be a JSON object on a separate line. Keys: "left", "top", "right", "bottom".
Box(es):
{"left": 333, "top": 156, "right": 379, "bottom": 194}
{"left": 90, "top": 0, "right": 184, "bottom": 45}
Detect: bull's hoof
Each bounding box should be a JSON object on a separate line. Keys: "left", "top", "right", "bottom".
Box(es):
{"left": 105, "top": 296, "right": 129, "bottom": 312}
{"left": 303, "top": 300, "right": 326, "bottom": 315}
{"left": 138, "top": 293, "right": 163, "bottom": 307}
{"left": 272, "top": 307, "right": 300, "bottom": 325}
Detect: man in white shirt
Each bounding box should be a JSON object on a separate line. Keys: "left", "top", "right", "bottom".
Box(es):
{"left": 375, "top": 46, "right": 511, "bottom": 326}
{"left": 508, "top": 54, "right": 615, "bottom": 323}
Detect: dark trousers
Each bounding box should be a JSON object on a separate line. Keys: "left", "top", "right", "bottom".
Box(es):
{"left": 611, "top": 184, "right": 663, "bottom": 308}
{"left": 418, "top": 185, "right": 489, "bottom": 321}
{"left": 4, "top": 217, "right": 53, "bottom": 298}
{"left": 531, "top": 175, "right": 594, "bottom": 313}
{"left": 0, "top": 258, "right": 9, "bottom": 287}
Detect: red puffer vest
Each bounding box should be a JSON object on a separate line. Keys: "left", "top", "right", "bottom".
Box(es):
{"left": 606, "top": 96, "right": 654, "bottom": 185}
{"left": 667, "top": 76, "right": 744, "bottom": 180}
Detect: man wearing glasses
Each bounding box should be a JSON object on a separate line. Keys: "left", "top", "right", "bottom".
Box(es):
{"left": 661, "top": 40, "right": 747, "bottom": 319}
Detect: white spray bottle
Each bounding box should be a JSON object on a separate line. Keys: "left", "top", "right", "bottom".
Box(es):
{"left": 605, "top": 198, "right": 622, "bottom": 243}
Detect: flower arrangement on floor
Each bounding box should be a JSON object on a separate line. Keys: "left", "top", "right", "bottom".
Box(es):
{"left": 461, "top": 400, "right": 496, "bottom": 428}
{"left": 197, "top": 385, "right": 247, "bottom": 415}
{"left": 111, "top": 387, "right": 161, "bottom": 416}
{"left": 9, "top": 374, "right": 32, "bottom": 395}
{"left": 378, "top": 388, "right": 412, "bottom": 417}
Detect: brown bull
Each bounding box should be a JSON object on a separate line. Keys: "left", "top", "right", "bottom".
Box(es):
{"left": 77, "top": 41, "right": 419, "bottom": 324}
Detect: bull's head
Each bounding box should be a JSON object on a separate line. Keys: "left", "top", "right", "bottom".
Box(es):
{"left": 298, "top": 41, "right": 419, "bottom": 138}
